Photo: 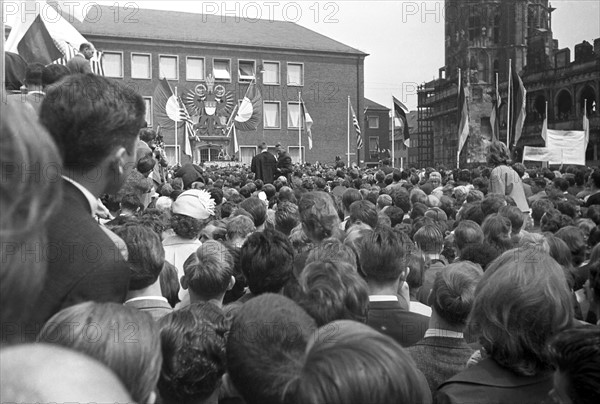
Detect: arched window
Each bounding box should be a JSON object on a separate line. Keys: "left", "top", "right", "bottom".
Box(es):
{"left": 556, "top": 90, "right": 572, "bottom": 121}
{"left": 580, "top": 85, "right": 596, "bottom": 116}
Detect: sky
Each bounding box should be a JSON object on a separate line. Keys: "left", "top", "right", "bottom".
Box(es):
{"left": 6, "top": 0, "right": 600, "bottom": 109}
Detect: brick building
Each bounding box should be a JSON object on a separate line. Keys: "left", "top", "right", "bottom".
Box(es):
{"left": 69, "top": 6, "right": 367, "bottom": 165}
{"left": 415, "top": 0, "right": 599, "bottom": 168}
{"left": 363, "top": 98, "right": 390, "bottom": 168}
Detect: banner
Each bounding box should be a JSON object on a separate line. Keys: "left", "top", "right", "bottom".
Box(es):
{"left": 523, "top": 130, "right": 585, "bottom": 165}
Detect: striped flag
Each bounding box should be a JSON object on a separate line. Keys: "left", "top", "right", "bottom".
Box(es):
{"left": 350, "top": 104, "right": 363, "bottom": 149}
{"left": 511, "top": 68, "right": 527, "bottom": 146}
{"left": 583, "top": 101, "right": 590, "bottom": 150}
{"left": 393, "top": 96, "right": 410, "bottom": 147}
{"left": 300, "top": 94, "right": 314, "bottom": 149}
{"left": 457, "top": 84, "right": 470, "bottom": 156}
{"left": 490, "top": 77, "right": 501, "bottom": 142}
{"left": 178, "top": 96, "right": 196, "bottom": 158}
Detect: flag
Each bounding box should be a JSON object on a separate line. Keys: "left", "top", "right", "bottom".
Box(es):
{"left": 90, "top": 50, "right": 104, "bottom": 75}
{"left": 541, "top": 112, "right": 548, "bottom": 145}
{"left": 300, "top": 95, "right": 314, "bottom": 150}
{"left": 178, "top": 96, "right": 195, "bottom": 158}
{"left": 393, "top": 96, "right": 410, "bottom": 147}
{"left": 232, "top": 125, "right": 239, "bottom": 153}
{"left": 17, "top": 15, "right": 63, "bottom": 64}
{"left": 457, "top": 84, "right": 470, "bottom": 156}
{"left": 583, "top": 102, "right": 590, "bottom": 150}
{"left": 490, "top": 84, "right": 501, "bottom": 142}
{"left": 350, "top": 104, "right": 363, "bottom": 149}
{"left": 154, "top": 78, "right": 184, "bottom": 129}
{"left": 511, "top": 68, "right": 527, "bottom": 146}
{"left": 234, "top": 81, "right": 262, "bottom": 131}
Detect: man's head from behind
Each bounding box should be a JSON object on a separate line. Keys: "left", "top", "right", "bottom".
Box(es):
{"left": 0, "top": 344, "right": 132, "bottom": 403}
{"left": 226, "top": 294, "right": 317, "bottom": 404}
{"left": 40, "top": 74, "right": 145, "bottom": 194}
{"left": 112, "top": 223, "right": 164, "bottom": 291}
{"left": 158, "top": 303, "right": 227, "bottom": 404}
{"left": 240, "top": 228, "right": 294, "bottom": 295}
{"left": 358, "top": 226, "right": 407, "bottom": 284}
{"left": 182, "top": 240, "right": 235, "bottom": 303}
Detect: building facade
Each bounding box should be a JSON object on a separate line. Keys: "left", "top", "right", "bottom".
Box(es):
{"left": 364, "top": 98, "right": 390, "bottom": 168}
{"left": 416, "top": 0, "right": 599, "bottom": 168}
{"left": 70, "top": 6, "right": 367, "bottom": 166}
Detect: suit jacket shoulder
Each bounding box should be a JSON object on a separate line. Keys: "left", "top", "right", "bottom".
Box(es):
{"left": 367, "top": 300, "right": 429, "bottom": 347}
{"left": 437, "top": 358, "right": 553, "bottom": 404}
{"left": 27, "top": 180, "right": 131, "bottom": 329}
{"left": 124, "top": 298, "right": 173, "bottom": 321}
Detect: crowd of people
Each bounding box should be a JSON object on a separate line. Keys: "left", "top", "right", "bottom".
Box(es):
{"left": 1, "top": 65, "right": 600, "bottom": 404}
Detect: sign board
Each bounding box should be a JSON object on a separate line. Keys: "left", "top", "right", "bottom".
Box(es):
{"left": 523, "top": 130, "right": 585, "bottom": 165}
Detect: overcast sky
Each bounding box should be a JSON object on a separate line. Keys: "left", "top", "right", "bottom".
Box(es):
{"left": 10, "top": 0, "right": 598, "bottom": 110}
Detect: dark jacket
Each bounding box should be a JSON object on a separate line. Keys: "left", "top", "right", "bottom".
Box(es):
{"left": 367, "top": 300, "right": 429, "bottom": 347}
{"left": 124, "top": 298, "right": 173, "bottom": 321}
{"left": 251, "top": 151, "right": 277, "bottom": 184}
{"left": 27, "top": 180, "right": 130, "bottom": 332}
{"left": 436, "top": 358, "right": 554, "bottom": 404}
{"left": 276, "top": 151, "right": 293, "bottom": 177}
{"left": 407, "top": 336, "right": 475, "bottom": 394}
{"left": 66, "top": 54, "right": 92, "bottom": 74}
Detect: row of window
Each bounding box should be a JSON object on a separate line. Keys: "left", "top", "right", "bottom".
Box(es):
{"left": 103, "top": 52, "right": 304, "bottom": 85}
{"left": 142, "top": 97, "right": 309, "bottom": 129}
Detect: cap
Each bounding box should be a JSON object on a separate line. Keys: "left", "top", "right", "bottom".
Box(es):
{"left": 172, "top": 189, "right": 215, "bottom": 220}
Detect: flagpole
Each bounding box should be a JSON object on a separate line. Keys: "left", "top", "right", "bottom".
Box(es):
{"left": 457, "top": 68, "right": 461, "bottom": 169}
{"left": 347, "top": 96, "right": 351, "bottom": 167}
{"left": 391, "top": 96, "right": 395, "bottom": 168}
{"left": 298, "top": 91, "right": 302, "bottom": 165}
{"left": 175, "top": 86, "right": 179, "bottom": 165}
{"left": 507, "top": 59, "right": 512, "bottom": 148}
{"left": 494, "top": 72, "right": 499, "bottom": 140}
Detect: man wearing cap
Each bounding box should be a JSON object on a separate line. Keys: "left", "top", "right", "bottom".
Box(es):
{"left": 276, "top": 143, "right": 293, "bottom": 181}
{"left": 251, "top": 142, "right": 277, "bottom": 184}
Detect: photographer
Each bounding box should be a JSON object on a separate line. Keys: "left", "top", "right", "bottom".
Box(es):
{"left": 138, "top": 127, "right": 168, "bottom": 186}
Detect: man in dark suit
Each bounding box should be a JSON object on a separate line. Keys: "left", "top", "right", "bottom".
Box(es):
{"left": 407, "top": 261, "right": 483, "bottom": 395}
{"left": 26, "top": 74, "right": 145, "bottom": 335}
{"left": 360, "top": 226, "right": 429, "bottom": 347}
{"left": 251, "top": 142, "right": 277, "bottom": 184}
{"left": 275, "top": 142, "right": 293, "bottom": 180}
{"left": 66, "top": 42, "right": 94, "bottom": 74}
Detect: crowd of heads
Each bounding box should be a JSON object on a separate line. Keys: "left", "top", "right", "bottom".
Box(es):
{"left": 2, "top": 67, "right": 599, "bottom": 404}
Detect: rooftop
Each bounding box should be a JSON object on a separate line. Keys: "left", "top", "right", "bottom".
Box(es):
{"left": 364, "top": 98, "right": 390, "bottom": 111}
{"left": 70, "top": 6, "right": 367, "bottom": 56}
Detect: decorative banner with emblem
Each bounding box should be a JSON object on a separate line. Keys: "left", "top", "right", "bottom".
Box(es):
{"left": 183, "top": 74, "right": 235, "bottom": 137}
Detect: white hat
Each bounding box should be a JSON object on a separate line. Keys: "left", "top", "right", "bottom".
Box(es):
{"left": 172, "top": 189, "right": 215, "bottom": 220}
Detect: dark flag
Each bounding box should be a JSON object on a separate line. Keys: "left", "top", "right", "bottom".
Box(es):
{"left": 17, "top": 15, "right": 63, "bottom": 64}
{"left": 393, "top": 96, "right": 410, "bottom": 146}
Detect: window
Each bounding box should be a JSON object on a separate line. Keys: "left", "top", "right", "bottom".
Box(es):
{"left": 368, "top": 116, "right": 379, "bottom": 129}
{"left": 287, "top": 102, "right": 303, "bottom": 129}
{"left": 239, "top": 146, "right": 256, "bottom": 165}
{"left": 143, "top": 97, "right": 152, "bottom": 127}
{"left": 288, "top": 146, "right": 305, "bottom": 164}
{"left": 159, "top": 55, "right": 178, "bottom": 80}
{"left": 131, "top": 53, "right": 151, "bottom": 79}
{"left": 238, "top": 60, "right": 255, "bottom": 82}
{"left": 186, "top": 57, "right": 205, "bottom": 81}
{"left": 102, "top": 52, "right": 123, "bottom": 78}
{"left": 263, "top": 101, "right": 280, "bottom": 128}
{"left": 287, "top": 63, "right": 303, "bottom": 86}
{"left": 263, "top": 61, "right": 280, "bottom": 85}
{"left": 213, "top": 59, "right": 231, "bottom": 81}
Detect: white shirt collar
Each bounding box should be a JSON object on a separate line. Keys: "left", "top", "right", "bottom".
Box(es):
{"left": 369, "top": 295, "right": 398, "bottom": 302}
{"left": 424, "top": 328, "right": 464, "bottom": 339}
{"left": 62, "top": 175, "right": 98, "bottom": 215}
{"left": 124, "top": 296, "right": 168, "bottom": 304}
